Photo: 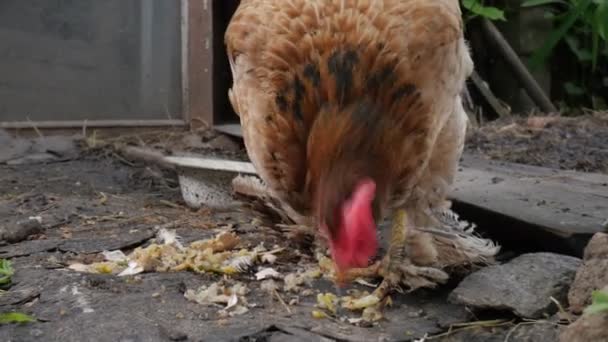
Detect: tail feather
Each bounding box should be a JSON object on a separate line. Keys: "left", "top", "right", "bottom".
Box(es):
{"left": 422, "top": 206, "right": 500, "bottom": 270}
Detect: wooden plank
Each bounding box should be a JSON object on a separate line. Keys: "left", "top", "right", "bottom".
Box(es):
{"left": 186, "top": 0, "right": 214, "bottom": 128}
{"left": 214, "top": 123, "right": 243, "bottom": 137}
{"left": 158, "top": 114, "right": 608, "bottom": 247}
{"left": 452, "top": 154, "right": 608, "bottom": 237}
{"left": 0, "top": 120, "right": 186, "bottom": 129}
{"left": 210, "top": 124, "right": 607, "bottom": 239}
{"left": 164, "top": 156, "right": 256, "bottom": 174}
{"left": 180, "top": 0, "right": 190, "bottom": 124}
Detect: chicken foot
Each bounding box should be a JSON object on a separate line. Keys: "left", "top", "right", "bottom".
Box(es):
{"left": 340, "top": 209, "right": 449, "bottom": 302}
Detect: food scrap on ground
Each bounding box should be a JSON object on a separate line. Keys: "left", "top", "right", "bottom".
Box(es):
{"left": 67, "top": 230, "right": 281, "bottom": 278}
{"left": 184, "top": 281, "right": 250, "bottom": 317}
{"left": 0, "top": 116, "right": 606, "bottom": 341}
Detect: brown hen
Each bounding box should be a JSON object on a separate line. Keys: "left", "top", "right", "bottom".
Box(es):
{"left": 226, "top": 0, "right": 498, "bottom": 300}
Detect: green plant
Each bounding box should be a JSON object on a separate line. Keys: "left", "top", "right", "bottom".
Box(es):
{"left": 522, "top": 0, "right": 608, "bottom": 108}
{"left": 462, "top": 0, "right": 506, "bottom": 21}
{"left": 0, "top": 259, "right": 14, "bottom": 289}
{"left": 584, "top": 289, "right": 608, "bottom": 315}
{"left": 0, "top": 312, "right": 36, "bottom": 325}
{"left": 0, "top": 260, "right": 36, "bottom": 325}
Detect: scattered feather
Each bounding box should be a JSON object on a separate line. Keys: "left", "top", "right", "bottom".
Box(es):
{"left": 27, "top": 216, "right": 42, "bottom": 224}
{"left": 261, "top": 253, "right": 277, "bottom": 264}
{"left": 156, "top": 228, "right": 184, "bottom": 250}
{"left": 68, "top": 263, "right": 89, "bottom": 273}
{"left": 354, "top": 278, "right": 378, "bottom": 288}
{"left": 283, "top": 268, "right": 320, "bottom": 292}
{"left": 255, "top": 267, "right": 280, "bottom": 280}
{"left": 102, "top": 250, "right": 128, "bottom": 263}
{"left": 185, "top": 282, "right": 250, "bottom": 316}
{"left": 118, "top": 261, "right": 144, "bottom": 277}
{"left": 226, "top": 294, "right": 239, "bottom": 310}
{"left": 348, "top": 317, "right": 364, "bottom": 324}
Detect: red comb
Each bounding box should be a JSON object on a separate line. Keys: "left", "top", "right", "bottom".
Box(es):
{"left": 331, "top": 179, "right": 377, "bottom": 272}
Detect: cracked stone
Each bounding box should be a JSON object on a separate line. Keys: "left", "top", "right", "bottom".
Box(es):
{"left": 449, "top": 253, "right": 581, "bottom": 318}
{"left": 559, "top": 310, "right": 608, "bottom": 342}
{"left": 568, "top": 233, "right": 608, "bottom": 313}
{"left": 0, "top": 217, "right": 44, "bottom": 244}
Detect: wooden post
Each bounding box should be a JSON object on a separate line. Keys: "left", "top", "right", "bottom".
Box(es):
{"left": 480, "top": 19, "right": 557, "bottom": 113}
{"left": 185, "top": 0, "right": 214, "bottom": 129}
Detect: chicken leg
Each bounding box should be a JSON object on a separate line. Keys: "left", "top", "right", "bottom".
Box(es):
{"left": 339, "top": 209, "right": 449, "bottom": 301}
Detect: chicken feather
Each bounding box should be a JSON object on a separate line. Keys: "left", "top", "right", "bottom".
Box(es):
{"left": 227, "top": 0, "right": 471, "bottom": 210}
{"left": 226, "top": 0, "right": 493, "bottom": 294}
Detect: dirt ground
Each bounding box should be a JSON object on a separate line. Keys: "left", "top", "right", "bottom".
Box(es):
{"left": 466, "top": 112, "right": 608, "bottom": 174}
{"left": 0, "top": 147, "right": 490, "bottom": 342}
{"left": 2, "top": 116, "right": 603, "bottom": 341}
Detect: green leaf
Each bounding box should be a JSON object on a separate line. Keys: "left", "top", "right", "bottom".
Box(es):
{"left": 522, "top": 0, "right": 569, "bottom": 7}
{"left": 592, "top": 20, "right": 599, "bottom": 70}
{"left": 595, "top": 1, "right": 608, "bottom": 40}
{"left": 565, "top": 34, "right": 593, "bottom": 61}
{"left": 462, "top": 0, "right": 506, "bottom": 21}
{"left": 591, "top": 1, "right": 608, "bottom": 69}
{"left": 0, "top": 259, "right": 14, "bottom": 286}
{"left": 564, "top": 82, "right": 586, "bottom": 95}
{"left": 0, "top": 312, "right": 36, "bottom": 324}
{"left": 592, "top": 95, "right": 608, "bottom": 110}
{"left": 0, "top": 259, "right": 12, "bottom": 275}
{"left": 592, "top": 290, "right": 608, "bottom": 303}
{"left": 528, "top": 0, "right": 594, "bottom": 69}
{"left": 583, "top": 290, "right": 608, "bottom": 315}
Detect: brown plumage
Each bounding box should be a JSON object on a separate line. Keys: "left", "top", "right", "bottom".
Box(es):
{"left": 226, "top": 0, "right": 498, "bottom": 299}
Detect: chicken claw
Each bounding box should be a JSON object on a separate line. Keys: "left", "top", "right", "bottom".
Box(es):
{"left": 340, "top": 209, "right": 448, "bottom": 306}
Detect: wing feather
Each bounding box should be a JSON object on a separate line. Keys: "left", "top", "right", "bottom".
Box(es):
{"left": 225, "top": 0, "right": 471, "bottom": 213}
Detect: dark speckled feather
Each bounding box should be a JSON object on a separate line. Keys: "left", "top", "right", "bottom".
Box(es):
{"left": 226, "top": 0, "right": 473, "bottom": 238}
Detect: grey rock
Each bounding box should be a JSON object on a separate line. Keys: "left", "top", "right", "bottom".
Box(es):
{"left": 0, "top": 239, "right": 62, "bottom": 259}
{"left": 559, "top": 311, "right": 608, "bottom": 342}
{"left": 438, "top": 322, "right": 561, "bottom": 342}
{"left": 568, "top": 233, "right": 608, "bottom": 313}
{"left": 0, "top": 217, "right": 44, "bottom": 244}
{"left": 158, "top": 325, "right": 188, "bottom": 341}
{"left": 268, "top": 332, "right": 332, "bottom": 342}
{"left": 0, "top": 134, "right": 32, "bottom": 163}
{"left": 514, "top": 322, "right": 561, "bottom": 342}
{"left": 449, "top": 253, "right": 581, "bottom": 318}
{"left": 31, "top": 135, "right": 78, "bottom": 157}
{"left": 1, "top": 134, "right": 78, "bottom": 164}
{"left": 57, "top": 228, "right": 155, "bottom": 254}
{"left": 582, "top": 232, "right": 608, "bottom": 260}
